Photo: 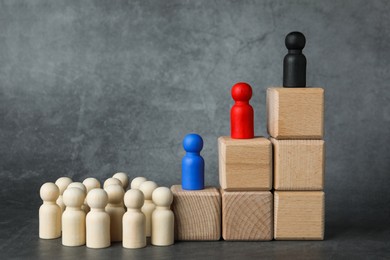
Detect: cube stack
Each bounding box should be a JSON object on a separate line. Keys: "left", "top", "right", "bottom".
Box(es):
{"left": 267, "top": 87, "right": 325, "bottom": 240}
{"left": 218, "top": 136, "right": 273, "bottom": 241}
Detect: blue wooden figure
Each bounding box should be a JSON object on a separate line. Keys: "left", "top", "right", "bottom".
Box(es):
{"left": 182, "top": 133, "right": 204, "bottom": 190}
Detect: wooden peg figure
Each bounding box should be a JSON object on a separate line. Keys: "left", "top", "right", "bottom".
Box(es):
{"left": 105, "top": 184, "right": 125, "bottom": 242}
{"left": 62, "top": 187, "right": 86, "bottom": 246}
{"left": 139, "top": 181, "right": 158, "bottom": 237}
{"left": 39, "top": 182, "right": 61, "bottom": 239}
{"left": 230, "top": 82, "right": 254, "bottom": 139}
{"left": 130, "top": 177, "right": 147, "bottom": 190}
{"left": 103, "top": 177, "right": 122, "bottom": 189}
{"left": 151, "top": 187, "right": 174, "bottom": 246}
{"left": 67, "top": 182, "right": 87, "bottom": 194}
{"left": 182, "top": 133, "right": 204, "bottom": 190}
{"left": 86, "top": 188, "right": 110, "bottom": 249}
{"left": 113, "top": 172, "right": 129, "bottom": 190}
{"left": 67, "top": 182, "right": 88, "bottom": 213}
{"left": 123, "top": 189, "right": 146, "bottom": 249}
{"left": 82, "top": 177, "right": 101, "bottom": 193}
{"left": 82, "top": 178, "right": 101, "bottom": 213}
{"left": 283, "top": 31, "right": 307, "bottom": 87}
{"left": 55, "top": 177, "right": 72, "bottom": 213}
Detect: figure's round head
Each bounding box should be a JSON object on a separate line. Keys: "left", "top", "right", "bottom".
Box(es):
{"left": 55, "top": 177, "right": 73, "bottom": 195}
{"left": 124, "top": 189, "right": 144, "bottom": 209}
{"left": 130, "top": 177, "right": 148, "bottom": 189}
{"left": 104, "top": 184, "right": 124, "bottom": 205}
{"left": 40, "top": 182, "right": 60, "bottom": 202}
{"left": 231, "top": 82, "right": 252, "bottom": 102}
{"left": 183, "top": 133, "right": 203, "bottom": 153}
{"left": 112, "top": 172, "right": 129, "bottom": 189}
{"left": 103, "top": 178, "right": 122, "bottom": 189}
{"left": 152, "top": 187, "right": 173, "bottom": 207}
{"left": 87, "top": 188, "right": 108, "bottom": 209}
{"left": 67, "top": 182, "right": 87, "bottom": 195}
{"left": 63, "top": 187, "right": 85, "bottom": 208}
{"left": 139, "top": 181, "right": 158, "bottom": 200}
{"left": 82, "top": 177, "right": 101, "bottom": 193}
{"left": 285, "top": 31, "right": 306, "bottom": 50}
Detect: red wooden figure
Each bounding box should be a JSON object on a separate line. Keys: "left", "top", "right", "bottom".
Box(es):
{"left": 230, "top": 82, "right": 254, "bottom": 139}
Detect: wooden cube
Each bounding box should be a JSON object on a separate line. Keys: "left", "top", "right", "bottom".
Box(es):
{"left": 222, "top": 190, "right": 273, "bottom": 241}
{"left": 218, "top": 136, "right": 272, "bottom": 191}
{"left": 171, "top": 185, "right": 221, "bottom": 241}
{"left": 271, "top": 138, "right": 325, "bottom": 190}
{"left": 274, "top": 191, "right": 324, "bottom": 240}
{"left": 267, "top": 87, "right": 324, "bottom": 139}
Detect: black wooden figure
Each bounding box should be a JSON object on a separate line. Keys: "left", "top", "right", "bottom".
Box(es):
{"left": 283, "top": 31, "right": 306, "bottom": 88}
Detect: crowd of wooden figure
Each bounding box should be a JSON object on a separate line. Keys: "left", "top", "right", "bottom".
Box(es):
{"left": 39, "top": 174, "right": 174, "bottom": 249}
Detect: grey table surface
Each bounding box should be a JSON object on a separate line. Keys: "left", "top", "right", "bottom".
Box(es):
{"left": 1, "top": 201, "right": 389, "bottom": 260}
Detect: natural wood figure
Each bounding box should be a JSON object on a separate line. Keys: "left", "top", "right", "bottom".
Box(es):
{"left": 86, "top": 188, "right": 110, "bottom": 248}
{"left": 171, "top": 185, "right": 221, "bottom": 241}
{"left": 55, "top": 177, "right": 72, "bottom": 213}
{"left": 130, "top": 177, "right": 147, "bottom": 189}
{"left": 103, "top": 178, "right": 122, "bottom": 189}
{"left": 267, "top": 87, "right": 324, "bottom": 139}
{"left": 82, "top": 178, "right": 101, "bottom": 212}
{"left": 218, "top": 136, "right": 272, "bottom": 190}
{"left": 123, "top": 189, "right": 146, "bottom": 249}
{"left": 67, "top": 182, "right": 87, "bottom": 193}
{"left": 139, "top": 181, "right": 158, "bottom": 237}
{"left": 67, "top": 182, "right": 88, "bottom": 213}
{"left": 113, "top": 172, "right": 129, "bottom": 190}
{"left": 271, "top": 138, "right": 325, "bottom": 190}
{"left": 82, "top": 177, "right": 101, "bottom": 193}
{"left": 62, "top": 187, "right": 86, "bottom": 246}
{"left": 39, "top": 182, "right": 61, "bottom": 239}
{"left": 151, "top": 187, "right": 174, "bottom": 246}
{"left": 105, "top": 184, "right": 125, "bottom": 242}
{"left": 274, "top": 191, "right": 325, "bottom": 240}
{"left": 222, "top": 190, "right": 273, "bottom": 241}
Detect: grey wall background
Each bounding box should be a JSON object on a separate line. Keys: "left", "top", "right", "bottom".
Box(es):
{"left": 1, "top": 0, "right": 389, "bottom": 228}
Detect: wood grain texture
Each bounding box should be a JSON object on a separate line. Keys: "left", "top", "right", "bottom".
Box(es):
{"left": 222, "top": 190, "right": 273, "bottom": 241}
{"left": 171, "top": 185, "right": 221, "bottom": 241}
{"left": 271, "top": 138, "right": 325, "bottom": 190}
{"left": 267, "top": 87, "right": 324, "bottom": 139}
{"left": 274, "top": 191, "right": 324, "bottom": 240}
{"left": 218, "top": 136, "right": 272, "bottom": 191}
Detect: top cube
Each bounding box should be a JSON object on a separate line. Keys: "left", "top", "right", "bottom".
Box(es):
{"left": 267, "top": 87, "right": 324, "bottom": 139}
